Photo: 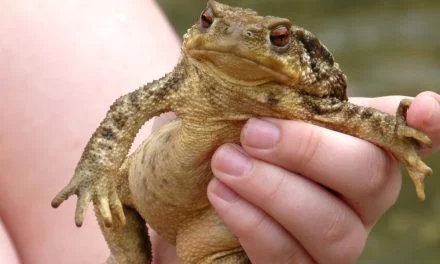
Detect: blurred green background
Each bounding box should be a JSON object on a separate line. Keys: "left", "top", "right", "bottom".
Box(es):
{"left": 157, "top": 0, "right": 439, "bottom": 263}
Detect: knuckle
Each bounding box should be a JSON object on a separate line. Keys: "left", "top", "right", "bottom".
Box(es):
{"left": 247, "top": 162, "right": 289, "bottom": 210}
{"left": 323, "top": 209, "right": 366, "bottom": 264}
{"left": 290, "top": 125, "right": 322, "bottom": 168}
{"left": 265, "top": 170, "right": 287, "bottom": 203}
{"left": 247, "top": 211, "right": 267, "bottom": 235}
{"left": 334, "top": 230, "right": 367, "bottom": 264}
{"left": 364, "top": 148, "right": 394, "bottom": 197}
{"left": 280, "top": 247, "right": 314, "bottom": 264}
{"left": 232, "top": 206, "right": 267, "bottom": 238}
{"left": 323, "top": 204, "right": 350, "bottom": 244}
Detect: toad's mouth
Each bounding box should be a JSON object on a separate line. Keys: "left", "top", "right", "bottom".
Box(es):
{"left": 187, "top": 49, "right": 295, "bottom": 86}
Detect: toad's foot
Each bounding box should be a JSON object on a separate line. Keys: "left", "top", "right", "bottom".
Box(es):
{"left": 395, "top": 99, "right": 433, "bottom": 200}
{"left": 51, "top": 166, "right": 126, "bottom": 227}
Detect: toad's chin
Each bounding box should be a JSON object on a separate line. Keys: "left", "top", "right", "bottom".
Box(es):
{"left": 187, "top": 49, "right": 293, "bottom": 86}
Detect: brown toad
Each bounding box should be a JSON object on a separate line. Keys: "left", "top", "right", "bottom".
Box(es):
{"left": 52, "top": 1, "right": 432, "bottom": 263}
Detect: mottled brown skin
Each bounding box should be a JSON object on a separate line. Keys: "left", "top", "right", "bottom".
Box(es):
{"left": 52, "top": 1, "right": 432, "bottom": 263}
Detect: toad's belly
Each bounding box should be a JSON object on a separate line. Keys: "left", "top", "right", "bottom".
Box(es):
{"left": 128, "top": 120, "right": 212, "bottom": 244}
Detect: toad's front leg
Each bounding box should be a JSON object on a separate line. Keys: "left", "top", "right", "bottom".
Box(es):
{"left": 51, "top": 64, "right": 187, "bottom": 263}
{"left": 51, "top": 64, "right": 186, "bottom": 226}
{"left": 297, "top": 96, "right": 432, "bottom": 200}
{"left": 176, "top": 208, "right": 250, "bottom": 264}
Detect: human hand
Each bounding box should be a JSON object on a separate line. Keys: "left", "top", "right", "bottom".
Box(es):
{"left": 207, "top": 91, "right": 440, "bottom": 264}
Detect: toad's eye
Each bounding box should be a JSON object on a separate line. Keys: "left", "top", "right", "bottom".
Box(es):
{"left": 200, "top": 8, "right": 214, "bottom": 28}
{"left": 270, "top": 25, "right": 290, "bottom": 48}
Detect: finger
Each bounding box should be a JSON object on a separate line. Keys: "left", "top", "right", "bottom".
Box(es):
{"left": 51, "top": 183, "right": 76, "bottom": 208}
{"left": 110, "top": 192, "right": 126, "bottom": 226}
{"left": 207, "top": 179, "right": 315, "bottom": 264}
{"left": 407, "top": 91, "right": 440, "bottom": 154}
{"left": 97, "top": 197, "right": 113, "bottom": 227}
{"left": 74, "top": 191, "right": 92, "bottom": 227}
{"left": 211, "top": 145, "right": 366, "bottom": 264}
{"left": 240, "top": 118, "right": 401, "bottom": 226}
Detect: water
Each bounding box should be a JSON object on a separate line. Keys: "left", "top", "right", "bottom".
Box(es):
{"left": 159, "top": 1, "right": 440, "bottom": 262}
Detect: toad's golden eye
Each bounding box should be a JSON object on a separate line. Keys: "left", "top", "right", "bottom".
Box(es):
{"left": 270, "top": 25, "right": 290, "bottom": 47}
{"left": 200, "top": 8, "right": 214, "bottom": 28}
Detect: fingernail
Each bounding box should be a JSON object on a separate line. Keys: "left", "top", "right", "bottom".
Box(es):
{"left": 209, "top": 179, "right": 238, "bottom": 202}
{"left": 242, "top": 118, "right": 280, "bottom": 149}
{"left": 213, "top": 145, "right": 252, "bottom": 177}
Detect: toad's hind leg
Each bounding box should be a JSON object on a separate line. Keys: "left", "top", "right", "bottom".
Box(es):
{"left": 96, "top": 157, "right": 152, "bottom": 264}
{"left": 97, "top": 207, "right": 151, "bottom": 264}
{"left": 198, "top": 252, "right": 251, "bottom": 264}
{"left": 176, "top": 208, "right": 249, "bottom": 264}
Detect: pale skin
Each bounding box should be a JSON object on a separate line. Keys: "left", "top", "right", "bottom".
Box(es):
{"left": 1, "top": 1, "right": 439, "bottom": 264}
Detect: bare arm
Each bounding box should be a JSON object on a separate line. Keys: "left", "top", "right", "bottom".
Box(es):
{"left": 0, "top": 0, "right": 180, "bottom": 263}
